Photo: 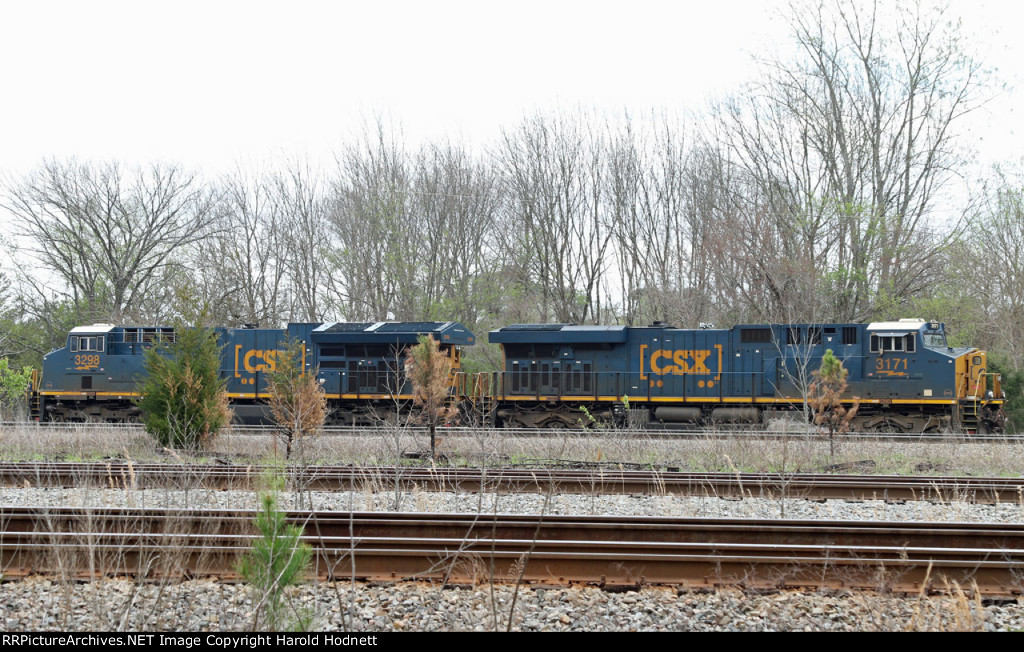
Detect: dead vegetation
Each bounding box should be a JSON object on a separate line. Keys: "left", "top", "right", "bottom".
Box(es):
{"left": 2, "top": 423, "right": 1024, "bottom": 478}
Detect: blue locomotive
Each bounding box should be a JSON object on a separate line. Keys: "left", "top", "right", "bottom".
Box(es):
{"left": 485, "top": 319, "right": 1005, "bottom": 433}
{"left": 30, "top": 321, "right": 475, "bottom": 425}
{"left": 29, "top": 318, "right": 1005, "bottom": 433}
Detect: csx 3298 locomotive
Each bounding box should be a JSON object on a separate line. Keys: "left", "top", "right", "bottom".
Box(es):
{"left": 29, "top": 318, "right": 1006, "bottom": 433}
{"left": 30, "top": 321, "right": 474, "bottom": 426}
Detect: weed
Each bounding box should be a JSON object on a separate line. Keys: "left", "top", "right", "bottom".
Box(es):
{"left": 577, "top": 405, "right": 599, "bottom": 429}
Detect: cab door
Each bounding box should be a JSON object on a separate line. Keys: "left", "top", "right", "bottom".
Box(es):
{"left": 69, "top": 333, "right": 106, "bottom": 391}
{"left": 866, "top": 331, "right": 915, "bottom": 399}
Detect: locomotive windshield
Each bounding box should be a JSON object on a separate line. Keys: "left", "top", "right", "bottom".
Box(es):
{"left": 923, "top": 331, "right": 947, "bottom": 349}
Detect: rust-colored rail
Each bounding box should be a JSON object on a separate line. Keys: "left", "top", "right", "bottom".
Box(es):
{"left": 1, "top": 461, "right": 1022, "bottom": 503}
{"left": 2, "top": 507, "right": 1023, "bottom": 596}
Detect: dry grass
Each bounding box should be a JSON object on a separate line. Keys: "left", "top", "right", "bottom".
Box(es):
{"left": 2, "top": 424, "right": 1024, "bottom": 478}
{"left": 0, "top": 461, "right": 235, "bottom": 630}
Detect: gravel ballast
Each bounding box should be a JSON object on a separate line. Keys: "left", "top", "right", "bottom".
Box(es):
{"left": 1, "top": 484, "right": 1023, "bottom": 523}
{"left": 2, "top": 485, "right": 1023, "bottom": 631}
{"left": 2, "top": 578, "right": 1021, "bottom": 632}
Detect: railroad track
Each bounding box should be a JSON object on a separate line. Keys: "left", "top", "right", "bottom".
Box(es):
{"left": 1, "top": 461, "right": 1022, "bottom": 503}
{"left": 2, "top": 507, "right": 1022, "bottom": 596}
{"left": 3, "top": 421, "right": 1022, "bottom": 442}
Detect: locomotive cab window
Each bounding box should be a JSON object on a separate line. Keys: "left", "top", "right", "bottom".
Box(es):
{"left": 71, "top": 336, "right": 105, "bottom": 352}
{"left": 870, "top": 333, "right": 916, "bottom": 353}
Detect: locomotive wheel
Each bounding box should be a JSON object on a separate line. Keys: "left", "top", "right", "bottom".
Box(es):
{"left": 872, "top": 420, "right": 905, "bottom": 434}
{"left": 544, "top": 419, "right": 567, "bottom": 429}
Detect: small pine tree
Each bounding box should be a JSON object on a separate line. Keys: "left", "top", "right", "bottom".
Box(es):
{"left": 239, "top": 488, "right": 313, "bottom": 631}
{"left": 807, "top": 349, "right": 860, "bottom": 461}
{"left": 405, "top": 335, "right": 458, "bottom": 459}
{"left": 266, "top": 338, "right": 327, "bottom": 459}
{"left": 136, "top": 327, "right": 232, "bottom": 450}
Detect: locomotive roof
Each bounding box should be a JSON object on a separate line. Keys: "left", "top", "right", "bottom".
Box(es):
{"left": 490, "top": 324, "right": 628, "bottom": 344}
{"left": 69, "top": 324, "right": 117, "bottom": 334}
{"left": 867, "top": 319, "right": 929, "bottom": 331}
{"left": 313, "top": 321, "right": 474, "bottom": 345}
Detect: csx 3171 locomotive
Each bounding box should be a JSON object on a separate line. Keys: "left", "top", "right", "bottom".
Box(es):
{"left": 484, "top": 318, "right": 1005, "bottom": 433}
{"left": 29, "top": 318, "right": 1006, "bottom": 433}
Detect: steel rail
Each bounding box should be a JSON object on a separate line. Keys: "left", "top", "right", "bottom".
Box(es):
{"left": 1, "top": 461, "right": 1022, "bottom": 503}
{"left": 1, "top": 508, "right": 1022, "bottom": 595}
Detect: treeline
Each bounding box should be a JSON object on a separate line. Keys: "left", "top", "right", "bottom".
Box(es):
{"left": 0, "top": 0, "right": 1021, "bottom": 394}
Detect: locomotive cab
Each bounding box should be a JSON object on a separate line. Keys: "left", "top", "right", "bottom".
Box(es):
{"left": 37, "top": 324, "right": 174, "bottom": 422}
{"left": 860, "top": 319, "right": 1005, "bottom": 433}
{"left": 65, "top": 325, "right": 111, "bottom": 391}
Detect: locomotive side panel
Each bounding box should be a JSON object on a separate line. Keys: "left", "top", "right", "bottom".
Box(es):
{"left": 33, "top": 321, "right": 476, "bottom": 426}
{"left": 630, "top": 327, "right": 729, "bottom": 403}
{"left": 32, "top": 318, "right": 1003, "bottom": 433}
{"left": 488, "top": 319, "right": 1005, "bottom": 432}
{"left": 312, "top": 321, "right": 474, "bottom": 426}
{"left": 219, "top": 326, "right": 291, "bottom": 424}
{"left": 221, "top": 327, "right": 290, "bottom": 399}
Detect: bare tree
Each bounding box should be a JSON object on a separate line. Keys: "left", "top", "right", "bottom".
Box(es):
{"left": 410, "top": 141, "right": 502, "bottom": 327}
{"left": 496, "top": 111, "right": 613, "bottom": 324}
{"left": 328, "top": 123, "right": 415, "bottom": 321}
{"left": 274, "top": 158, "right": 331, "bottom": 322}
{"left": 607, "top": 115, "right": 727, "bottom": 326}
{"left": 965, "top": 167, "right": 1024, "bottom": 372}
{"left": 719, "top": 0, "right": 985, "bottom": 322}
{"left": 200, "top": 166, "right": 286, "bottom": 326}
{"left": 4, "top": 159, "right": 216, "bottom": 323}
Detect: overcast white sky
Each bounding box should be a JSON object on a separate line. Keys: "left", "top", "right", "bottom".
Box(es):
{"left": 0, "top": 0, "right": 1021, "bottom": 178}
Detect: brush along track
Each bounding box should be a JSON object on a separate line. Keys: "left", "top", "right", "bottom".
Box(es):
{"left": 4, "top": 421, "right": 1024, "bottom": 442}
{"left": 1, "top": 508, "right": 1023, "bottom": 595}
{"left": 1, "top": 461, "right": 1022, "bottom": 503}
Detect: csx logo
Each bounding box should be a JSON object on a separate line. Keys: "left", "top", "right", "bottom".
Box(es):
{"left": 649, "top": 349, "right": 714, "bottom": 375}
{"left": 235, "top": 347, "right": 279, "bottom": 375}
